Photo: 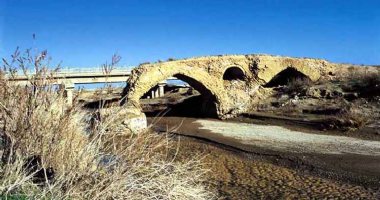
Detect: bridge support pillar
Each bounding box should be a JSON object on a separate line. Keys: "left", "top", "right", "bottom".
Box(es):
{"left": 154, "top": 89, "right": 159, "bottom": 98}
{"left": 149, "top": 82, "right": 166, "bottom": 99}
{"left": 63, "top": 81, "right": 75, "bottom": 105}
{"left": 158, "top": 83, "right": 165, "bottom": 97}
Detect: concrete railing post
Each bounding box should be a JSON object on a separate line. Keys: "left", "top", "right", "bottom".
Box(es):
{"left": 63, "top": 81, "right": 75, "bottom": 105}
{"left": 151, "top": 90, "right": 155, "bottom": 99}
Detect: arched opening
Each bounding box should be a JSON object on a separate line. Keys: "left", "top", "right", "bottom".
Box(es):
{"left": 140, "top": 74, "right": 218, "bottom": 118}
{"left": 265, "top": 67, "right": 311, "bottom": 87}
{"left": 223, "top": 67, "right": 245, "bottom": 81}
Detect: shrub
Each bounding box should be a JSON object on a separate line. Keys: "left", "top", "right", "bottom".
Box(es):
{"left": 0, "top": 49, "right": 215, "bottom": 199}
{"left": 359, "top": 73, "right": 380, "bottom": 99}
{"left": 344, "top": 70, "right": 380, "bottom": 100}
{"left": 284, "top": 77, "right": 312, "bottom": 96}
{"left": 320, "top": 105, "right": 370, "bottom": 131}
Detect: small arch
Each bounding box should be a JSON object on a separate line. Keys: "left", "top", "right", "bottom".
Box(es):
{"left": 223, "top": 67, "right": 245, "bottom": 81}
{"left": 265, "top": 67, "right": 312, "bottom": 87}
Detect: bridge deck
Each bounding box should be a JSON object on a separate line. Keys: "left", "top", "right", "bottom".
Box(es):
{"left": 8, "top": 67, "right": 177, "bottom": 84}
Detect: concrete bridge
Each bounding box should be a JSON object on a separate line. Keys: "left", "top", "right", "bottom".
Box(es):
{"left": 123, "top": 54, "right": 339, "bottom": 119}
{"left": 9, "top": 67, "right": 177, "bottom": 104}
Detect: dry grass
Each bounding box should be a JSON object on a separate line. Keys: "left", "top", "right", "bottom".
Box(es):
{"left": 0, "top": 49, "right": 215, "bottom": 199}
{"left": 343, "top": 70, "right": 380, "bottom": 100}
{"left": 285, "top": 77, "right": 312, "bottom": 96}
{"left": 321, "top": 105, "right": 370, "bottom": 131}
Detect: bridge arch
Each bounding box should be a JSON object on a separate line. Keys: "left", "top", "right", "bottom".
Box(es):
{"left": 124, "top": 64, "right": 229, "bottom": 118}
{"left": 264, "top": 67, "right": 312, "bottom": 87}
{"left": 223, "top": 66, "right": 246, "bottom": 81}
{"left": 256, "top": 58, "right": 323, "bottom": 85}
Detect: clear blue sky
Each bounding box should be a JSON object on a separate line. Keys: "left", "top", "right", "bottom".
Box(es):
{"left": 1, "top": 0, "right": 379, "bottom": 67}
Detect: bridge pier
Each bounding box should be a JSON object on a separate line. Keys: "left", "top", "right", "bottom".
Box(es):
{"left": 62, "top": 81, "right": 75, "bottom": 105}
{"left": 149, "top": 82, "right": 166, "bottom": 99}
{"left": 158, "top": 82, "right": 165, "bottom": 97}
{"left": 155, "top": 88, "right": 159, "bottom": 98}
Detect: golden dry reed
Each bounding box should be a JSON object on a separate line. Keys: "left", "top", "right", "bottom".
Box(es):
{"left": 0, "top": 48, "right": 215, "bottom": 200}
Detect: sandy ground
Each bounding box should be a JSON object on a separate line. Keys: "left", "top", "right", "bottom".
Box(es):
{"left": 195, "top": 119, "right": 380, "bottom": 156}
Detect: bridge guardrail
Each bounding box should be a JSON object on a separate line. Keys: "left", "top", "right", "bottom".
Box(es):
{"left": 58, "top": 66, "right": 134, "bottom": 74}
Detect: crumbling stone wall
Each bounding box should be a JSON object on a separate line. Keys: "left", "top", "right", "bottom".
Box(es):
{"left": 123, "top": 54, "right": 338, "bottom": 119}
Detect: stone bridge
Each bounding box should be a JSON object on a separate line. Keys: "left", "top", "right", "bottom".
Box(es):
{"left": 123, "top": 54, "right": 337, "bottom": 119}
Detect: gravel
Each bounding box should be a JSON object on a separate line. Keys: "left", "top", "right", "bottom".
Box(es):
{"left": 195, "top": 120, "right": 380, "bottom": 156}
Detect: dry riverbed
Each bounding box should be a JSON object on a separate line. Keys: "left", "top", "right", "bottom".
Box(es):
{"left": 195, "top": 119, "right": 380, "bottom": 156}
{"left": 148, "top": 116, "right": 380, "bottom": 199}
{"left": 175, "top": 137, "right": 379, "bottom": 199}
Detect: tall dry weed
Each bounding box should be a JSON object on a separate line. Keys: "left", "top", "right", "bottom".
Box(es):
{"left": 0, "top": 48, "right": 215, "bottom": 199}
{"left": 344, "top": 69, "right": 380, "bottom": 100}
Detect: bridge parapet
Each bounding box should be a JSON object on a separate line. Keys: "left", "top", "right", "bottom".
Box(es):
{"left": 59, "top": 66, "right": 134, "bottom": 75}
